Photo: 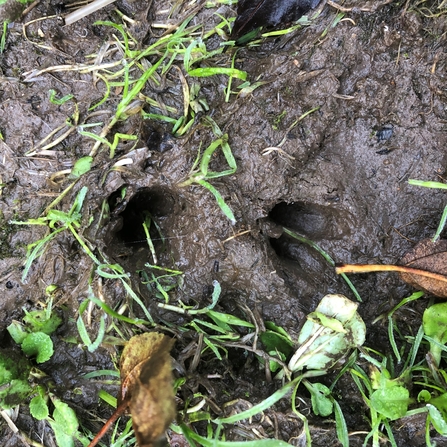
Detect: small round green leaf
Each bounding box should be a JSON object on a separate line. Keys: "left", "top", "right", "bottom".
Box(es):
{"left": 370, "top": 386, "right": 409, "bottom": 420}
{"left": 30, "top": 395, "right": 49, "bottom": 420}
{"left": 418, "top": 390, "right": 432, "bottom": 403}
{"left": 21, "top": 332, "right": 54, "bottom": 363}
{"left": 52, "top": 397, "right": 79, "bottom": 435}
{"left": 307, "top": 382, "right": 333, "bottom": 417}
{"left": 23, "top": 309, "right": 62, "bottom": 335}
{"left": 69, "top": 156, "right": 93, "bottom": 179}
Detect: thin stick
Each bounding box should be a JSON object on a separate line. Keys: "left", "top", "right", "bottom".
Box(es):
{"left": 87, "top": 399, "right": 129, "bottom": 447}
{"left": 336, "top": 264, "right": 447, "bottom": 283}
{"left": 64, "top": 0, "right": 117, "bottom": 26}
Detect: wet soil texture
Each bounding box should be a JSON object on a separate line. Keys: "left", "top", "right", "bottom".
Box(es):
{"left": 1, "top": 0, "right": 447, "bottom": 446}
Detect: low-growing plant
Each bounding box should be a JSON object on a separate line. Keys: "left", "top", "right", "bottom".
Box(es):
{"left": 1, "top": 298, "right": 92, "bottom": 446}
{"left": 7, "top": 296, "right": 62, "bottom": 364}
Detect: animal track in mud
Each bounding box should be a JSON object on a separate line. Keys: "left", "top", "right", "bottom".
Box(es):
{"left": 105, "top": 186, "right": 180, "bottom": 272}
{"left": 269, "top": 201, "right": 354, "bottom": 241}
{"left": 267, "top": 201, "right": 356, "bottom": 309}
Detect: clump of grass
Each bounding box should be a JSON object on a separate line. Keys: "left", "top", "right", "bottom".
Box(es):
{"left": 178, "top": 117, "right": 237, "bottom": 223}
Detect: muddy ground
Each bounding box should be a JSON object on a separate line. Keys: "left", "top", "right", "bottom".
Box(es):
{"left": 1, "top": 0, "right": 447, "bottom": 446}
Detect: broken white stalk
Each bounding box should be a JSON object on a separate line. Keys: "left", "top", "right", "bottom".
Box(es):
{"left": 64, "top": 0, "right": 117, "bottom": 26}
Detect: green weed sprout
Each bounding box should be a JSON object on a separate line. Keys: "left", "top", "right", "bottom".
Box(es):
{"left": 423, "top": 302, "right": 447, "bottom": 368}
{"left": 48, "top": 89, "right": 74, "bottom": 105}
{"left": 159, "top": 280, "right": 254, "bottom": 360}
{"left": 349, "top": 324, "right": 447, "bottom": 447}
{"left": 168, "top": 289, "right": 357, "bottom": 447}
{"left": 408, "top": 179, "right": 447, "bottom": 242}
{"left": 350, "top": 362, "right": 401, "bottom": 447}
{"left": 77, "top": 296, "right": 107, "bottom": 353}
{"left": 140, "top": 263, "right": 183, "bottom": 304}
{"left": 84, "top": 16, "right": 247, "bottom": 157}
{"left": 264, "top": 294, "right": 365, "bottom": 446}
{"left": 12, "top": 186, "right": 154, "bottom": 324}
{"left": 1, "top": 21, "right": 8, "bottom": 53}
{"left": 179, "top": 119, "right": 237, "bottom": 223}
{"left": 175, "top": 374, "right": 312, "bottom": 447}
{"left": 6, "top": 298, "right": 61, "bottom": 364}
{"left": 11, "top": 186, "right": 93, "bottom": 281}
{"left": 1, "top": 302, "right": 89, "bottom": 446}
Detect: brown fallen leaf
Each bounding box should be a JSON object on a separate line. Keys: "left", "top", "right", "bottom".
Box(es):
{"left": 398, "top": 238, "right": 447, "bottom": 298}
{"left": 120, "top": 332, "right": 176, "bottom": 447}
{"left": 335, "top": 238, "right": 447, "bottom": 298}
{"left": 87, "top": 332, "right": 176, "bottom": 447}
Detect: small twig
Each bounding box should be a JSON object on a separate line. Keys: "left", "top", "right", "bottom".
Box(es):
{"left": 0, "top": 409, "right": 19, "bottom": 435}
{"left": 64, "top": 0, "right": 117, "bottom": 26}
{"left": 87, "top": 398, "right": 130, "bottom": 447}
{"left": 222, "top": 229, "right": 252, "bottom": 243}
{"left": 336, "top": 263, "right": 447, "bottom": 283}
{"left": 0, "top": 409, "right": 43, "bottom": 447}
{"left": 22, "top": 0, "right": 41, "bottom": 17}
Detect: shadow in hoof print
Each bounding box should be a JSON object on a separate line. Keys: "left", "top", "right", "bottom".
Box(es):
{"left": 104, "top": 186, "right": 179, "bottom": 274}
{"left": 268, "top": 201, "right": 356, "bottom": 310}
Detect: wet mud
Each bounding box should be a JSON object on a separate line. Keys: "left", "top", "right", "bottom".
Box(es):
{"left": 1, "top": 0, "right": 447, "bottom": 445}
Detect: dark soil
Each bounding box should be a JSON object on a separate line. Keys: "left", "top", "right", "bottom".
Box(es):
{"left": 1, "top": 0, "right": 447, "bottom": 446}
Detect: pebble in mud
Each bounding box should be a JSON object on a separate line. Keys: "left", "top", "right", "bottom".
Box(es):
{"left": 376, "top": 124, "right": 394, "bottom": 142}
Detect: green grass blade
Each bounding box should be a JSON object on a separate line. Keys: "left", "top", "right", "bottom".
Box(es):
{"left": 49, "top": 89, "right": 74, "bottom": 105}
{"left": 408, "top": 324, "right": 425, "bottom": 370}
{"left": 203, "top": 336, "right": 224, "bottom": 360}
{"left": 77, "top": 313, "right": 93, "bottom": 347}
{"left": 78, "top": 129, "right": 111, "bottom": 148}
{"left": 116, "top": 52, "right": 168, "bottom": 119}
{"left": 386, "top": 291, "right": 424, "bottom": 319}
{"left": 1, "top": 21, "right": 7, "bottom": 53}
{"left": 22, "top": 228, "right": 65, "bottom": 281}
{"left": 333, "top": 399, "right": 349, "bottom": 447}
{"left": 88, "top": 73, "right": 111, "bottom": 111}
{"left": 282, "top": 227, "right": 362, "bottom": 301}
{"left": 98, "top": 390, "right": 117, "bottom": 408}
{"left": 209, "top": 280, "right": 221, "bottom": 309}
{"left": 388, "top": 316, "right": 401, "bottom": 363}
{"left": 433, "top": 203, "right": 447, "bottom": 242}
{"left": 179, "top": 424, "right": 293, "bottom": 446}
{"left": 87, "top": 314, "right": 106, "bottom": 352}
{"left": 86, "top": 293, "right": 148, "bottom": 325}
{"left": 188, "top": 67, "right": 247, "bottom": 80}
{"left": 207, "top": 310, "right": 254, "bottom": 328}
{"left": 199, "top": 137, "right": 225, "bottom": 177}
{"left": 383, "top": 420, "right": 398, "bottom": 447}
{"left": 83, "top": 370, "right": 120, "bottom": 379}
{"left": 408, "top": 179, "right": 447, "bottom": 190}
{"left": 196, "top": 179, "right": 235, "bottom": 224}
{"left": 142, "top": 217, "right": 157, "bottom": 265}
{"left": 216, "top": 376, "right": 301, "bottom": 424}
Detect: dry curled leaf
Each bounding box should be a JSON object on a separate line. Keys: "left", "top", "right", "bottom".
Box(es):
{"left": 399, "top": 238, "right": 447, "bottom": 298}
{"left": 120, "top": 332, "right": 176, "bottom": 447}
